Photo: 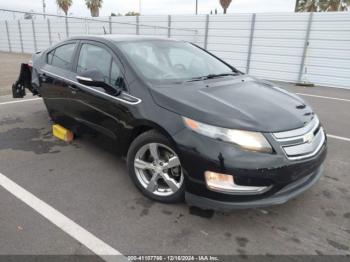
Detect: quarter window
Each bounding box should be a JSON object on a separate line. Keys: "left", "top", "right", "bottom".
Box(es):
{"left": 48, "top": 43, "right": 76, "bottom": 70}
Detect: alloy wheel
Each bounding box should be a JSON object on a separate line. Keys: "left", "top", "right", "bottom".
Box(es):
{"left": 134, "top": 143, "right": 184, "bottom": 196}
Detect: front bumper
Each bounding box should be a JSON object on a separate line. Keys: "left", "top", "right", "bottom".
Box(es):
{"left": 186, "top": 165, "right": 324, "bottom": 210}
{"left": 172, "top": 126, "right": 327, "bottom": 209}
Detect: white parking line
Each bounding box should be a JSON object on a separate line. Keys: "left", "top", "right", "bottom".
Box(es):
{"left": 327, "top": 134, "right": 350, "bottom": 142}
{"left": 296, "top": 93, "right": 350, "bottom": 103}
{"left": 0, "top": 98, "right": 41, "bottom": 106}
{"left": 0, "top": 172, "right": 125, "bottom": 262}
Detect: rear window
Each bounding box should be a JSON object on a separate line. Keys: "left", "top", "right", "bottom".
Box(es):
{"left": 48, "top": 43, "right": 76, "bottom": 70}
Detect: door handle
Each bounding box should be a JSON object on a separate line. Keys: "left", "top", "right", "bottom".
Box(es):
{"left": 68, "top": 84, "right": 78, "bottom": 90}
{"left": 68, "top": 84, "right": 78, "bottom": 94}
{"left": 40, "top": 73, "right": 47, "bottom": 82}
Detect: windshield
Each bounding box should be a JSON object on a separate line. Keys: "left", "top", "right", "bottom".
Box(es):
{"left": 116, "top": 40, "right": 236, "bottom": 83}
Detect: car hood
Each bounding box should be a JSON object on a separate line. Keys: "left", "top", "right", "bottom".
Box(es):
{"left": 150, "top": 75, "right": 314, "bottom": 132}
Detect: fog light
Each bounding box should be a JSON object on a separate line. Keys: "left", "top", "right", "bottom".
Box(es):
{"left": 204, "top": 171, "right": 271, "bottom": 195}
{"left": 205, "top": 171, "right": 234, "bottom": 191}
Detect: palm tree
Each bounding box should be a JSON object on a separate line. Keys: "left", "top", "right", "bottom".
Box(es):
{"left": 219, "top": 0, "right": 232, "bottom": 14}
{"left": 340, "top": 0, "right": 350, "bottom": 10}
{"left": 306, "top": 0, "right": 318, "bottom": 11}
{"left": 300, "top": 0, "right": 318, "bottom": 11}
{"left": 339, "top": 0, "right": 350, "bottom": 10}
{"left": 56, "top": 0, "right": 72, "bottom": 16}
{"left": 295, "top": 0, "right": 312, "bottom": 11}
{"left": 85, "top": 0, "right": 103, "bottom": 17}
{"left": 296, "top": 0, "right": 350, "bottom": 12}
{"left": 125, "top": 11, "right": 140, "bottom": 16}
{"left": 319, "top": 0, "right": 350, "bottom": 11}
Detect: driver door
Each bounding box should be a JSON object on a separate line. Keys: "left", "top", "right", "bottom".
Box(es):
{"left": 72, "top": 41, "right": 127, "bottom": 139}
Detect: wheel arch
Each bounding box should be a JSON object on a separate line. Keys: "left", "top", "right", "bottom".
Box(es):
{"left": 124, "top": 121, "right": 178, "bottom": 155}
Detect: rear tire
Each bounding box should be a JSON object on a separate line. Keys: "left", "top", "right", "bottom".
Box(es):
{"left": 127, "top": 130, "right": 185, "bottom": 203}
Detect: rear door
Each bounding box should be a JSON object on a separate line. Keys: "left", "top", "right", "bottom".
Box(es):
{"left": 39, "top": 41, "right": 79, "bottom": 122}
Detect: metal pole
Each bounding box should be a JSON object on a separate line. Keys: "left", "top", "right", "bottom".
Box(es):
{"left": 195, "top": 0, "right": 198, "bottom": 15}
{"left": 246, "top": 13, "right": 256, "bottom": 74}
{"left": 47, "top": 18, "right": 52, "bottom": 45}
{"left": 167, "top": 15, "right": 171, "bottom": 38}
{"left": 136, "top": 15, "right": 139, "bottom": 35}
{"left": 32, "top": 19, "right": 37, "bottom": 52}
{"left": 204, "top": 14, "right": 210, "bottom": 49}
{"left": 298, "top": 12, "right": 313, "bottom": 83}
{"left": 18, "top": 20, "right": 24, "bottom": 53}
{"left": 42, "top": 0, "right": 46, "bottom": 19}
{"left": 5, "top": 20, "right": 11, "bottom": 52}
{"left": 65, "top": 16, "right": 69, "bottom": 37}
{"left": 109, "top": 16, "right": 112, "bottom": 34}
{"left": 84, "top": 18, "right": 88, "bottom": 34}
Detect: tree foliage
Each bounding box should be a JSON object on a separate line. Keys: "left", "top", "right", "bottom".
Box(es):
{"left": 85, "top": 0, "right": 103, "bottom": 17}
{"left": 295, "top": 0, "right": 350, "bottom": 12}
{"left": 56, "top": 0, "right": 73, "bottom": 16}
{"left": 125, "top": 11, "right": 140, "bottom": 16}
{"left": 219, "top": 0, "right": 232, "bottom": 14}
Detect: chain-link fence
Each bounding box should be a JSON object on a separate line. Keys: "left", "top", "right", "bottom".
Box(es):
{"left": 0, "top": 9, "right": 199, "bottom": 53}
{"left": 1, "top": 9, "right": 350, "bottom": 89}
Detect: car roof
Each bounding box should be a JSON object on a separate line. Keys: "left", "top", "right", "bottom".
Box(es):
{"left": 68, "top": 34, "right": 182, "bottom": 43}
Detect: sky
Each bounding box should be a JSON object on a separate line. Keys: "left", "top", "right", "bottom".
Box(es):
{"left": 0, "top": 0, "right": 297, "bottom": 17}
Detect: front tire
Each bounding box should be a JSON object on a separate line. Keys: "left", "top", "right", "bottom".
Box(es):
{"left": 127, "top": 130, "right": 185, "bottom": 203}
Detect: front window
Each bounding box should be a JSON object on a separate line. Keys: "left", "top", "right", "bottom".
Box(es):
{"left": 77, "top": 44, "right": 122, "bottom": 89}
{"left": 116, "top": 40, "right": 235, "bottom": 83}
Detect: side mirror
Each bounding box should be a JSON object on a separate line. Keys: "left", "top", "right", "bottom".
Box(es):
{"left": 76, "top": 69, "right": 121, "bottom": 96}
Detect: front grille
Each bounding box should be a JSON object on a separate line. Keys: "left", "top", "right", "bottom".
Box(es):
{"left": 272, "top": 116, "right": 326, "bottom": 161}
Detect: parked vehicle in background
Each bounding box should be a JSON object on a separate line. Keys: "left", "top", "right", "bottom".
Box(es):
{"left": 12, "top": 35, "right": 327, "bottom": 210}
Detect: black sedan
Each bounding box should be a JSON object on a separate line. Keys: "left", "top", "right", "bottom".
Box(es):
{"left": 13, "top": 35, "right": 327, "bottom": 210}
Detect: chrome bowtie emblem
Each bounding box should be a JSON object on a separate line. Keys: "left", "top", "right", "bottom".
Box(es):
{"left": 303, "top": 132, "right": 314, "bottom": 144}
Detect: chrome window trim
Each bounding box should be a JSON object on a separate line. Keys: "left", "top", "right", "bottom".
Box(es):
{"left": 272, "top": 116, "right": 319, "bottom": 142}
{"left": 41, "top": 69, "right": 142, "bottom": 105}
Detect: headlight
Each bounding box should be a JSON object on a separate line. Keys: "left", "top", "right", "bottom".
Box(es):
{"left": 183, "top": 117, "right": 272, "bottom": 153}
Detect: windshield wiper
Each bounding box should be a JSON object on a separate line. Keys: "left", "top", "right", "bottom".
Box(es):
{"left": 187, "top": 73, "right": 238, "bottom": 82}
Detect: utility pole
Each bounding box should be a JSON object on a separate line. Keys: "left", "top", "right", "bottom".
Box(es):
{"left": 195, "top": 0, "right": 198, "bottom": 14}
{"left": 42, "top": 0, "right": 46, "bottom": 18}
